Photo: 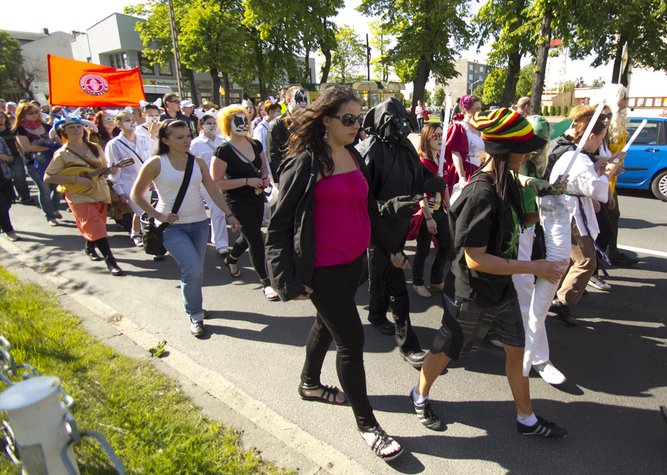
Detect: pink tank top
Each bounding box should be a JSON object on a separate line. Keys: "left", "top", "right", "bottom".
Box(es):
{"left": 313, "top": 166, "right": 371, "bottom": 267}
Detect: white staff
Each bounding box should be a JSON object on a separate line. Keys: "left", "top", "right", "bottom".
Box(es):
{"left": 621, "top": 119, "right": 647, "bottom": 152}
{"left": 559, "top": 100, "right": 606, "bottom": 179}
{"left": 437, "top": 93, "right": 452, "bottom": 177}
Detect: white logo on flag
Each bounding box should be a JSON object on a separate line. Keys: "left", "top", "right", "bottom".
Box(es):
{"left": 79, "top": 74, "right": 109, "bottom": 96}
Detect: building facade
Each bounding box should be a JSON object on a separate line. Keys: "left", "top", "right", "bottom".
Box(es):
{"left": 440, "top": 59, "right": 491, "bottom": 104}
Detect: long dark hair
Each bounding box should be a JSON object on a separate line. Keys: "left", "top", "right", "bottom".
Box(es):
{"left": 157, "top": 120, "right": 189, "bottom": 155}
{"left": 286, "top": 86, "right": 359, "bottom": 176}
{"left": 471, "top": 153, "right": 527, "bottom": 243}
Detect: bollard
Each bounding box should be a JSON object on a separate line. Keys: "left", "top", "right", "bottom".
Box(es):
{"left": 0, "top": 376, "right": 79, "bottom": 475}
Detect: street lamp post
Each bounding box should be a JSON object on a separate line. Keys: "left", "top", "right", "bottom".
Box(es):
{"left": 469, "top": 79, "right": 483, "bottom": 95}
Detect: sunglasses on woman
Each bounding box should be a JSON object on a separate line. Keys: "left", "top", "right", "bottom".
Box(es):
{"left": 430, "top": 133, "right": 442, "bottom": 140}
{"left": 600, "top": 113, "right": 613, "bottom": 120}
{"left": 332, "top": 113, "right": 363, "bottom": 127}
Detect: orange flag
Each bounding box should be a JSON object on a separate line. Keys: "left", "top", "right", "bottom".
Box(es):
{"left": 48, "top": 55, "right": 145, "bottom": 107}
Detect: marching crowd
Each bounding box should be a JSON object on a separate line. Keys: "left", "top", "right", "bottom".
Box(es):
{"left": 0, "top": 82, "right": 644, "bottom": 460}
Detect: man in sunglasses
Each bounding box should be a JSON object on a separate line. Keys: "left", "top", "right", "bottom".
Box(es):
{"left": 266, "top": 86, "right": 308, "bottom": 183}
{"left": 356, "top": 97, "right": 446, "bottom": 369}
{"left": 160, "top": 93, "right": 188, "bottom": 122}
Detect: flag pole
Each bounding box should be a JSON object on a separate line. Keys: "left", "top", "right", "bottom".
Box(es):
{"left": 167, "top": 0, "right": 184, "bottom": 98}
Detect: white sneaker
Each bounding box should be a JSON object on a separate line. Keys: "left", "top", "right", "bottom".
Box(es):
{"left": 413, "top": 285, "right": 432, "bottom": 298}
{"left": 588, "top": 275, "right": 611, "bottom": 291}
{"left": 533, "top": 361, "right": 566, "bottom": 385}
{"left": 132, "top": 235, "right": 143, "bottom": 247}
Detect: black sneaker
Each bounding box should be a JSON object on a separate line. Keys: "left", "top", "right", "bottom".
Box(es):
{"left": 189, "top": 319, "right": 205, "bottom": 338}
{"left": 517, "top": 415, "right": 568, "bottom": 438}
{"left": 410, "top": 388, "right": 446, "bottom": 431}
{"left": 549, "top": 299, "right": 578, "bottom": 327}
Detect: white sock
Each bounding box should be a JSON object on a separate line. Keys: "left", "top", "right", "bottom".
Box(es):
{"left": 411, "top": 387, "right": 428, "bottom": 405}
{"left": 517, "top": 413, "right": 538, "bottom": 426}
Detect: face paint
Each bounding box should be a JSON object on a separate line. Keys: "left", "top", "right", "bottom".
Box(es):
{"left": 120, "top": 119, "right": 136, "bottom": 131}
{"left": 203, "top": 123, "right": 216, "bottom": 133}
{"left": 289, "top": 90, "right": 308, "bottom": 113}
{"left": 231, "top": 114, "right": 248, "bottom": 135}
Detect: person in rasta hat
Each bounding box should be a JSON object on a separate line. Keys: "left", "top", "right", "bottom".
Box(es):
{"left": 409, "top": 108, "right": 570, "bottom": 438}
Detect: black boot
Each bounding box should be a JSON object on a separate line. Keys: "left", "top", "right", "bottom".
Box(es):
{"left": 84, "top": 241, "right": 103, "bottom": 261}
{"left": 105, "top": 256, "right": 126, "bottom": 276}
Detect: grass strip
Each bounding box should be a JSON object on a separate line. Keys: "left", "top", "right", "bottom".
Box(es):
{"left": 0, "top": 267, "right": 292, "bottom": 474}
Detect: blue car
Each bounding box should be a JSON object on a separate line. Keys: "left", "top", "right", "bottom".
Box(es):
{"left": 616, "top": 117, "right": 667, "bottom": 201}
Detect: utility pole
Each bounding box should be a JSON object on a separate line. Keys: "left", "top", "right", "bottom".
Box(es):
{"left": 167, "top": 0, "right": 184, "bottom": 98}
{"left": 366, "top": 34, "right": 371, "bottom": 81}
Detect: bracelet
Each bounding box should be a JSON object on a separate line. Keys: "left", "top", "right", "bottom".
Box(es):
{"left": 226, "top": 213, "right": 235, "bottom": 219}
{"left": 426, "top": 217, "right": 434, "bottom": 222}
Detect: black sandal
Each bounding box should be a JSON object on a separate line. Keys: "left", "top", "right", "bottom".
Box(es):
{"left": 298, "top": 383, "right": 347, "bottom": 405}
{"left": 222, "top": 256, "right": 241, "bottom": 278}
{"left": 360, "top": 426, "right": 404, "bottom": 462}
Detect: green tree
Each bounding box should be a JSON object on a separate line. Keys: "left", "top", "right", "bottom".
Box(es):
{"left": 480, "top": 68, "right": 506, "bottom": 106}
{"left": 0, "top": 30, "right": 32, "bottom": 98}
{"left": 369, "top": 20, "right": 392, "bottom": 82}
{"left": 473, "top": 0, "right": 533, "bottom": 107}
{"left": 568, "top": 0, "right": 667, "bottom": 85}
{"left": 330, "top": 25, "right": 365, "bottom": 83}
{"left": 433, "top": 86, "right": 446, "bottom": 107}
{"left": 358, "top": 0, "right": 471, "bottom": 120}
{"left": 516, "top": 63, "right": 537, "bottom": 98}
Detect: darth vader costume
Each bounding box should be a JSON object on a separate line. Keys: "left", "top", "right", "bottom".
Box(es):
{"left": 356, "top": 97, "right": 445, "bottom": 366}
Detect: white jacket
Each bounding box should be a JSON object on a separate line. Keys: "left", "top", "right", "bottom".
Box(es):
{"left": 105, "top": 134, "right": 155, "bottom": 197}
{"left": 550, "top": 150, "right": 609, "bottom": 239}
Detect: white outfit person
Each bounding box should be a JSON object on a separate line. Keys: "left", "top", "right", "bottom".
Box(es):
{"left": 190, "top": 132, "right": 229, "bottom": 253}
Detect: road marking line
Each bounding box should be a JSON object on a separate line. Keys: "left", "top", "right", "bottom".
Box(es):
{"left": 618, "top": 245, "right": 667, "bottom": 259}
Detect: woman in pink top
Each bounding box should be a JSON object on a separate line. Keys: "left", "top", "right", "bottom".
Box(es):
{"left": 266, "top": 86, "right": 408, "bottom": 461}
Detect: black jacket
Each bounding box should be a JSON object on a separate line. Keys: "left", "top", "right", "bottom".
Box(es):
{"left": 265, "top": 146, "right": 400, "bottom": 301}
{"left": 266, "top": 112, "right": 291, "bottom": 183}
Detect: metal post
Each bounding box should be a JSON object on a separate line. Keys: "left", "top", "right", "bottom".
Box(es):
{"left": 167, "top": 0, "right": 184, "bottom": 98}
{"left": 0, "top": 376, "right": 79, "bottom": 474}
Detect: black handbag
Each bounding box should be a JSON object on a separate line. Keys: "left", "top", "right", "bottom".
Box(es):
{"left": 141, "top": 154, "right": 195, "bottom": 256}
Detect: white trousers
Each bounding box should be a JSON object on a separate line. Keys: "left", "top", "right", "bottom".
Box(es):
{"left": 515, "top": 195, "right": 572, "bottom": 376}
{"left": 201, "top": 187, "right": 229, "bottom": 252}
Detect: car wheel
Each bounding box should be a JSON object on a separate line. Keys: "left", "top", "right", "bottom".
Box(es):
{"left": 650, "top": 170, "right": 667, "bottom": 202}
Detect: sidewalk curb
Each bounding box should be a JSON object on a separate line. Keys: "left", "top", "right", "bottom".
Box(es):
{"left": 0, "top": 239, "right": 371, "bottom": 475}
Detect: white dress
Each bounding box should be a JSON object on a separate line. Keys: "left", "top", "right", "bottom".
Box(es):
{"left": 460, "top": 121, "right": 485, "bottom": 167}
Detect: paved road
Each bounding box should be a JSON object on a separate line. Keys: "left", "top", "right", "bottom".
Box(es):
{"left": 1, "top": 186, "right": 666, "bottom": 474}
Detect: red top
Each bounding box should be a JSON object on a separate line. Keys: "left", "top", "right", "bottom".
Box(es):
{"left": 444, "top": 121, "right": 474, "bottom": 190}
{"left": 313, "top": 165, "right": 371, "bottom": 267}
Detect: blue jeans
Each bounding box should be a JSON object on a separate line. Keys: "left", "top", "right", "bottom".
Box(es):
{"left": 9, "top": 157, "right": 30, "bottom": 200}
{"left": 25, "top": 163, "right": 61, "bottom": 220}
{"left": 162, "top": 219, "right": 209, "bottom": 321}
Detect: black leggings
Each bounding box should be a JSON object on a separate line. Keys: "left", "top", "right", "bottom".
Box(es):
{"left": 229, "top": 198, "right": 269, "bottom": 285}
{"left": 0, "top": 180, "right": 15, "bottom": 233}
{"left": 301, "top": 255, "right": 378, "bottom": 431}
{"left": 412, "top": 209, "right": 452, "bottom": 286}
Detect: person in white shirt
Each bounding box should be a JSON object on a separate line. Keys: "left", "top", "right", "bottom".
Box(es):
{"left": 190, "top": 114, "right": 229, "bottom": 256}
{"left": 105, "top": 110, "right": 156, "bottom": 246}
{"left": 549, "top": 106, "right": 621, "bottom": 323}
{"left": 135, "top": 104, "right": 160, "bottom": 150}
{"left": 252, "top": 100, "right": 281, "bottom": 153}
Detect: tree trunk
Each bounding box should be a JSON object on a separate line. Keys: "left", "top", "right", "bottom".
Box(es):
{"left": 210, "top": 68, "right": 221, "bottom": 106}
{"left": 501, "top": 50, "right": 522, "bottom": 106}
{"left": 611, "top": 34, "right": 630, "bottom": 86}
{"left": 530, "top": 9, "right": 553, "bottom": 113}
{"left": 186, "top": 68, "right": 199, "bottom": 103}
{"left": 410, "top": 56, "right": 430, "bottom": 128}
{"left": 304, "top": 49, "right": 311, "bottom": 83}
{"left": 320, "top": 49, "right": 332, "bottom": 84}
{"left": 222, "top": 71, "right": 231, "bottom": 106}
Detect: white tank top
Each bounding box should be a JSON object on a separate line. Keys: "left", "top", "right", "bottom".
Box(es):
{"left": 153, "top": 154, "right": 208, "bottom": 224}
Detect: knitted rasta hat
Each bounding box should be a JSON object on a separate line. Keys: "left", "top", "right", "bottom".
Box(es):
{"left": 470, "top": 108, "right": 546, "bottom": 155}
